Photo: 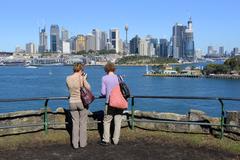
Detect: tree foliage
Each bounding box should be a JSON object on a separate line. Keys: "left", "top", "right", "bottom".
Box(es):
{"left": 203, "top": 56, "right": 240, "bottom": 75}
{"left": 115, "top": 56, "right": 178, "bottom": 65}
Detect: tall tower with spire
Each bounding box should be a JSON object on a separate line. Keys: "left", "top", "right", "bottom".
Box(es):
{"left": 124, "top": 24, "right": 129, "bottom": 54}
{"left": 183, "top": 17, "right": 195, "bottom": 61}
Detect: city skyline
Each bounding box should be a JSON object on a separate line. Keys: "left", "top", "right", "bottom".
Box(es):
{"left": 0, "top": 0, "right": 240, "bottom": 52}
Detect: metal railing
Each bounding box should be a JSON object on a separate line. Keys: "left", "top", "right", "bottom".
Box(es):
{"left": 0, "top": 95, "right": 240, "bottom": 139}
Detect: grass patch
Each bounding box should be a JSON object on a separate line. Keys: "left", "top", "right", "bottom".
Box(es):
{"left": 0, "top": 128, "right": 239, "bottom": 154}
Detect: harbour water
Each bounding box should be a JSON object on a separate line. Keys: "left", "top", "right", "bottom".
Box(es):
{"left": 0, "top": 65, "right": 240, "bottom": 116}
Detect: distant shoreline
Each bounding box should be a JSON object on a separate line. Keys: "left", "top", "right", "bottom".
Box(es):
{"left": 144, "top": 73, "right": 240, "bottom": 80}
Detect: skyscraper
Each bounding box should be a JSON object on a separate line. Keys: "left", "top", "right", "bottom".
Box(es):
{"left": 50, "top": 25, "right": 60, "bottom": 52}
{"left": 208, "top": 46, "right": 214, "bottom": 55}
{"left": 130, "top": 35, "right": 140, "bottom": 54}
{"left": 70, "top": 36, "right": 76, "bottom": 53}
{"left": 75, "top": 35, "right": 86, "bottom": 52}
{"left": 138, "top": 38, "right": 149, "bottom": 56}
{"left": 109, "top": 28, "right": 120, "bottom": 53}
{"left": 172, "top": 18, "right": 195, "bottom": 61}
{"left": 219, "top": 46, "right": 224, "bottom": 56}
{"left": 172, "top": 23, "right": 186, "bottom": 59}
{"left": 38, "top": 27, "right": 48, "bottom": 53}
{"left": 100, "top": 31, "right": 108, "bottom": 50}
{"left": 159, "top": 39, "right": 169, "bottom": 57}
{"left": 183, "top": 17, "right": 195, "bottom": 61}
{"left": 92, "top": 29, "right": 101, "bottom": 51}
{"left": 61, "top": 27, "right": 69, "bottom": 42}
{"left": 86, "top": 34, "right": 96, "bottom": 52}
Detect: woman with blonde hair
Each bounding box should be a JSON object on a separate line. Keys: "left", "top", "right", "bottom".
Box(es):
{"left": 66, "top": 63, "right": 91, "bottom": 149}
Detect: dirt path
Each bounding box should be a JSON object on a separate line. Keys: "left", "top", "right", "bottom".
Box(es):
{"left": 1, "top": 135, "right": 239, "bottom": 160}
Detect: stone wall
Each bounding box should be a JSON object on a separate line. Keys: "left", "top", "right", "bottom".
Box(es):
{"left": 0, "top": 108, "right": 239, "bottom": 140}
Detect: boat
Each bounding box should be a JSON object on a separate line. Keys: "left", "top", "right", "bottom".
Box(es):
{"left": 25, "top": 66, "right": 38, "bottom": 69}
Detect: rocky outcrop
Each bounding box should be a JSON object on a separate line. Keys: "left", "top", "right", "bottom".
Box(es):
{"left": 0, "top": 108, "right": 239, "bottom": 140}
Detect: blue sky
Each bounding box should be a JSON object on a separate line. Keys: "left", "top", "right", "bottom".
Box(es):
{"left": 0, "top": 0, "right": 239, "bottom": 53}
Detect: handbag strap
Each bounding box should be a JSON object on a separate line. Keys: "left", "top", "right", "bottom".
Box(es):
{"left": 79, "top": 75, "right": 83, "bottom": 88}
{"left": 117, "top": 75, "right": 123, "bottom": 83}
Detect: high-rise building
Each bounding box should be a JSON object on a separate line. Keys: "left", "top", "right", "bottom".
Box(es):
{"left": 26, "top": 42, "right": 36, "bottom": 54}
{"left": 100, "top": 31, "right": 108, "bottom": 50}
{"left": 130, "top": 35, "right": 140, "bottom": 54}
{"left": 62, "top": 41, "right": 70, "bottom": 54}
{"left": 172, "top": 23, "right": 186, "bottom": 59}
{"left": 109, "top": 28, "right": 120, "bottom": 53}
{"left": 145, "top": 35, "right": 158, "bottom": 56}
{"left": 172, "top": 17, "right": 195, "bottom": 61}
{"left": 219, "top": 46, "right": 224, "bottom": 56}
{"left": 86, "top": 34, "right": 96, "bottom": 52}
{"left": 70, "top": 36, "right": 76, "bottom": 53}
{"left": 75, "top": 35, "right": 86, "bottom": 52}
{"left": 233, "top": 47, "right": 239, "bottom": 56}
{"left": 61, "top": 27, "right": 69, "bottom": 42}
{"left": 183, "top": 17, "right": 195, "bottom": 61}
{"left": 38, "top": 27, "right": 48, "bottom": 53}
{"left": 92, "top": 29, "right": 101, "bottom": 51}
{"left": 50, "top": 25, "right": 60, "bottom": 52}
{"left": 208, "top": 46, "right": 214, "bottom": 55}
{"left": 159, "top": 39, "right": 169, "bottom": 57}
{"left": 139, "top": 38, "right": 149, "bottom": 56}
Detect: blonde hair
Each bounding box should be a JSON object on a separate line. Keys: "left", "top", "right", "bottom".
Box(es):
{"left": 73, "top": 63, "right": 83, "bottom": 72}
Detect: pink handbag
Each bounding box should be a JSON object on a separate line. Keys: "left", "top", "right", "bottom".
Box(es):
{"left": 109, "top": 85, "right": 128, "bottom": 109}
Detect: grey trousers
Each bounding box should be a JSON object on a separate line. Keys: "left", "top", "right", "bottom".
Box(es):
{"left": 103, "top": 105, "right": 123, "bottom": 144}
{"left": 69, "top": 102, "right": 88, "bottom": 148}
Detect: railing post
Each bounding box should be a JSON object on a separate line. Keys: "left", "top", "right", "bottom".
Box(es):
{"left": 218, "top": 99, "right": 224, "bottom": 139}
{"left": 44, "top": 99, "right": 49, "bottom": 134}
{"left": 131, "top": 97, "right": 135, "bottom": 130}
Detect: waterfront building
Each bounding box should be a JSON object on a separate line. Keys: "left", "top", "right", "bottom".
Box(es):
{"left": 233, "top": 47, "right": 239, "bottom": 56}
{"left": 86, "top": 33, "right": 96, "bottom": 52}
{"left": 208, "top": 46, "right": 214, "bottom": 55}
{"left": 75, "top": 35, "right": 86, "bottom": 52}
{"left": 106, "top": 38, "right": 113, "bottom": 51}
{"left": 38, "top": 27, "right": 48, "bottom": 53}
{"left": 183, "top": 17, "right": 195, "bottom": 61}
{"left": 92, "top": 29, "right": 101, "bottom": 51}
{"left": 146, "top": 35, "right": 158, "bottom": 55}
{"left": 148, "top": 43, "right": 155, "bottom": 57}
{"left": 62, "top": 41, "right": 70, "bottom": 54}
{"left": 50, "top": 25, "right": 60, "bottom": 52}
{"left": 100, "top": 31, "right": 108, "bottom": 50}
{"left": 109, "top": 28, "right": 120, "bottom": 53}
{"left": 61, "top": 27, "right": 69, "bottom": 42}
{"left": 207, "top": 46, "right": 218, "bottom": 56}
{"left": 159, "top": 39, "right": 169, "bottom": 57}
{"left": 195, "top": 49, "right": 204, "bottom": 59}
{"left": 130, "top": 35, "right": 140, "bottom": 54}
{"left": 70, "top": 36, "right": 76, "bottom": 53}
{"left": 219, "top": 46, "right": 224, "bottom": 56}
{"left": 172, "top": 23, "right": 186, "bottom": 59}
{"left": 26, "top": 42, "right": 36, "bottom": 54}
{"left": 139, "top": 38, "right": 149, "bottom": 56}
{"left": 171, "top": 17, "right": 195, "bottom": 61}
